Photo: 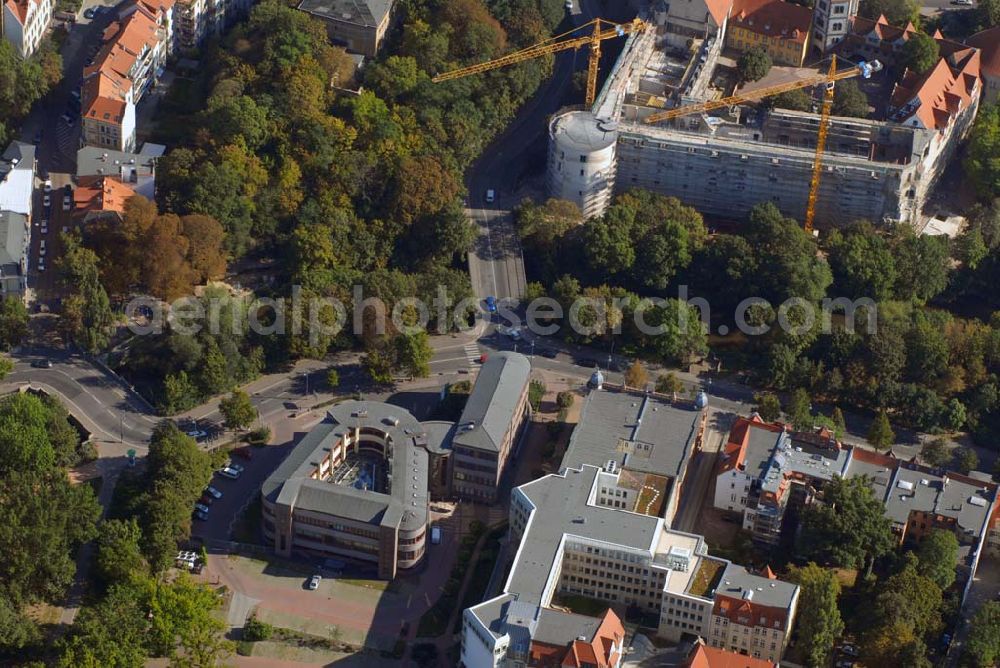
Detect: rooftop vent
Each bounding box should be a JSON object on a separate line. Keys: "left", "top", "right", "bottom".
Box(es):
{"left": 897, "top": 480, "right": 915, "bottom": 491}
{"left": 969, "top": 496, "right": 988, "bottom": 508}
{"left": 743, "top": 590, "right": 754, "bottom": 601}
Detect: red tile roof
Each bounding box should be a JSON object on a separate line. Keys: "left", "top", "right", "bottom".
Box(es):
{"left": 890, "top": 45, "right": 980, "bottom": 130}
{"left": 729, "top": 0, "right": 812, "bottom": 45}
{"left": 3, "top": 0, "right": 29, "bottom": 25}
{"left": 705, "top": 0, "right": 734, "bottom": 27}
{"left": 74, "top": 177, "right": 137, "bottom": 214}
{"left": 717, "top": 416, "right": 783, "bottom": 476}
{"left": 968, "top": 27, "right": 1000, "bottom": 79}
{"left": 713, "top": 595, "right": 789, "bottom": 631}
{"left": 687, "top": 644, "right": 777, "bottom": 668}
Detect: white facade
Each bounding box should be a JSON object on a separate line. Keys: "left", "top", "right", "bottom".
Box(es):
{"left": 810, "top": 0, "right": 858, "bottom": 53}
{"left": 546, "top": 110, "right": 617, "bottom": 219}
{"left": 714, "top": 467, "right": 752, "bottom": 514}
{"left": 3, "top": 0, "right": 53, "bottom": 58}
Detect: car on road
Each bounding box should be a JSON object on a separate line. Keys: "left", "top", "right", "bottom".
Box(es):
{"left": 478, "top": 353, "right": 488, "bottom": 364}
{"left": 951, "top": 0, "right": 974, "bottom": 5}
{"left": 538, "top": 348, "right": 557, "bottom": 359}
{"left": 307, "top": 574, "right": 322, "bottom": 590}
{"left": 485, "top": 188, "right": 495, "bottom": 203}
{"left": 31, "top": 359, "right": 53, "bottom": 369}
{"left": 40, "top": 222, "right": 47, "bottom": 234}
{"left": 840, "top": 645, "right": 858, "bottom": 657}
{"left": 217, "top": 466, "right": 240, "bottom": 479}
{"left": 83, "top": 6, "right": 96, "bottom": 18}
{"left": 564, "top": 0, "right": 573, "bottom": 8}
{"left": 205, "top": 486, "right": 223, "bottom": 499}
{"left": 39, "top": 240, "right": 46, "bottom": 257}
{"left": 43, "top": 179, "right": 52, "bottom": 193}
{"left": 61, "top": 113, "right": 74, "bottom": 124}
{"left": 485, "top": 295, "right": 497, "bottom": 312}
{"left": 186, "top": 429, "right": 208, "bottom": 439}
{"left": 37, "top": 260, "right": 44, "bottom": 272}
{"left": 193, "top": 509, "right": 208, "bottom": 521}
{"left": 194, "top": 502, "right": 210, "bottom": 514}
{"left": 431, "top": 526, "right": 442, "bottom": 545}
{"left": 42, "top": 193, "right": 50, "bottom": 207}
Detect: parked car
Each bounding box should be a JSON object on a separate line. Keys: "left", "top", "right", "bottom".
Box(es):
{"left": 193, "top": 509, "right": 208, "bottom": 521}
{"left": 199, "top": 494, "right": 213, "bottom": 507}
{"left": 40, "top": 222, "right": 47, "bottom": 234}
{"left": 307, "top": 574, "right": 322, "bottom": 590}
{"left": 217, "top": 466, "right": 240, "bottom": 479}
{"left": 194, "top": 502, "right": 210, "bottom": 514}
{"left": 42, "top": 179, "right": 51, "bottom": 193}
{"left": 485, "top": 188, "right": 495, "bottom": 203}
{"left": 37, "top": 261, "right": 45, "bottom": 272}
{"left": 186, "top": 429, "right": 208, "bottom": 439}
{"left": 42, "top": 194, "right": 50, "bottom": 207}
{"left": 485, "top": 295, "right": 497, "bottom": 313}
{"left": 83, "top": 6, "right": 96, "bottom": 18}
{"left": 431, "top": 526, "right": 442, "bottom": 545}
{"left": 840, "top": 645, "right": 858, "bottom": 658}
{"left": 63, "top": 195, "right": 72, "bottom": 211}
{"left": 39, "top": 240, "right": 46, "bottom": 257}
{"left": 228, "top": 461, "right": 245, "bottom": 473}
{"left": 31, "top": 359, "right": 52, "bottom": 369}
{"left": 539, "top": 348, "right": 557, "bottom": 359}
{"left": 205, "top": 486, "right": 223, "bottom": 499}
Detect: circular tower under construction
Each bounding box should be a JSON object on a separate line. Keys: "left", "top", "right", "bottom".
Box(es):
{"left": 546, "top": 109, "right": 618, "bottom": 219}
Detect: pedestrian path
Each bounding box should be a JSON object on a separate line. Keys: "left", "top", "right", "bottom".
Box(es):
{"left": 463, "top": 342, "right": 482, "bottom": 366}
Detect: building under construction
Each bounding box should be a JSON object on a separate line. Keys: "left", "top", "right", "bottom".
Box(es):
{"left": 547, "top": 1, "right": 983, "bottom": 227}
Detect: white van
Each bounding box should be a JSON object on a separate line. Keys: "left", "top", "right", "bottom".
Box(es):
{"left": 485, "top": 189, "right": 495, "bottom": 204}
{"left": 431, "top": 526, "right": 442, "bottom": 545}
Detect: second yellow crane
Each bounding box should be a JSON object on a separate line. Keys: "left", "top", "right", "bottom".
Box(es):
{"left": 432, "top": 18, "right": 646, "bottom": 107}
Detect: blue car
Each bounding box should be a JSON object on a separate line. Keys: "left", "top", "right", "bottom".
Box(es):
{"left": 485, "top": 296, "right": 497, "bottom": 313}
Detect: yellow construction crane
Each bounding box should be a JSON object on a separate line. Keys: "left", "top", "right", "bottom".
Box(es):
{"left": 643, "top": 55, "right": 882, "bottom": 232}
{"left": 432, "top": 18, "right": 647, "bottom": 107}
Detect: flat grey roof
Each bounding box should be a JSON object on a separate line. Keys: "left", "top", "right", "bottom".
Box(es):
{"left": 843, "top": 451, "right": 897, "bottom": 503}
{"left": 297, "top": 0, "right": 392, "bottom": 27}
{"left": 715, "top": 562, "right": 798, "bottom": 612}
{"left": 760, "top": 432, "right": 851, "bottom": 495}
{"left": 550, "top": 110, "right": 618, "bottom": 152}
{"left": 76, "top": 146, "right": 156, "bottom": 178}
{"left": 453, "top": 352, "right": 531, "bottom": 453}
{"left": 884, "top": 466, "right": 994, "bottom": 540}
{"left": 562, "top": 389, "right": 700, "bottom": 481}
{"left": 0, "top": 211, "right": 26, "bottom": 268}
{"left": 263, "top": 400, "right": 429, "bottom": 532}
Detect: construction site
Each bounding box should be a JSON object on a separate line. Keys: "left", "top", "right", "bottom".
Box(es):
{"left": 546, "top": 2, "right": 983, "bottom": 228}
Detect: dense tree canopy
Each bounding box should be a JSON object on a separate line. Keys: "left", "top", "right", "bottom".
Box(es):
{"left": 832, "top": 79, "right": 870, "bottom": 118}
{"left": 966, "top": 103, "right": 1000, "bottom": 201}
{"left": 0, "top": 297, "right": 28, "bottom": 351}
{"left": 788, "top": 563, "right": 844, "bottom": 668}
{"left": 737, "top": 47, "right": 772, "bottom": 82}
{"left": 901, "top": 33, "right": 940, "bottom": 75}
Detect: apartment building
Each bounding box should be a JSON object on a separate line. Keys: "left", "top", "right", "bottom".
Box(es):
{"left": 297, "top": 0, "right": 395, "bottom": 57}
{"left": 76, "top": 143, "right": 163, "bottom": 200}
{"left": 81, "top": 0, "right": 173, "bottom": 152}
{"left": 708, "top": 564, "right": 798, "bottom": 663}
{"left": 73, "top": 176, "right": 139, "bottom": 222}
{"left": 451, "top": 352, "right": 531, "bottom": 504}
{"left": 0, "top": 142, "right": 34, "bottom": 301}
{"left": 464, "top": 464, "right": 799, "bottom": 667}
{"left": 685, "top": 642, "right": 777, "bottom": 668}
{"left": 2, "top": 0, "right": 52, "bottom": 58}
{"left": 725, "top": 0, "right": 812, "bottom": 66}
{"left": 715, "top": 416, "right": 850, "bottom": 546}
{"left": 173, "top": 0, "right": 252, "bottom": 50}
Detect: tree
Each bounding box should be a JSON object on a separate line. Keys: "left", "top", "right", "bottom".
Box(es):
{"left": 516, "top": 198, "right": 582, "bottom": 250}
{"left": 529, "top": 379, "right": 546, "bottom": 411}
{"left": 788, "top": 388, "right": 814, "bottom": 431}
{"left": 901, "top": 33, "right": 940, "bottom": 75}
{"left": 219, "top": 390, "right": 257, "bottom": 431}
{"left": 95, "top": 518, "right": 147, "bottom": 589}
{"left": 965, "top": 601, "right": 1000, "bottom": 667}
{"left": 867, "top": 409, "right": 895, "bottom": 450}
{"left": 656, "top": 372, "right": 684, "bottom": 397}
{"left": 326, "top": 368, "right": 340, "bottom": 389}
{"left": 797, "top": 475, "right": 895, "bottom": 571}
{"left": 395, "top": 331, "right": 433, "bottom": 378}
{"left": 965, "top": 103, "right": 1000, "bottom": 201}
{"left": 147, "top": 574, "right": 234, "bottom": 664}
{"left": 920, "top": 437, "right": 951, "bottom": 467}
{"left": 832, "top": 79, "right": 869, "bottom": 118}
{"left": 860, "top": 0, "right": 920, "bottom": 26}
{"left": 754, "top": 392, "right": 782, "bottom": 422}
{"left": 59, "top": 235, "right": 113, "bottom": 353}
{"left": 952, "top": 446, "right": 979, "bottom": 474}
{"left": 788, "top": 563, "right": 844, "bottom": 668}
{"left": 826, "top": 222, "right": 897, "bottom": 302}
{"left": 0, "top": 356, "right": 11, "bottom": 382}
{"left": 831, "top": 407, "right": 846, "bottom": 439}
{"left": 623, "top": 360, "right": 648, "bottom": 389}
{"left": 915, "top": 529, "right": 959, "bottom": 590}
{"left": 0, "top": 296, "right": 28, "bottom": 350}
{"left": 737, "top": 47, "right": 772, "bottom": 82}
{"left": 771, "top": 87, "right": 812, "bottom": 111}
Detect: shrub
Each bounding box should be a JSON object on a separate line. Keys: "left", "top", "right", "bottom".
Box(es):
{"left": 556, "top": 391, "right": 574, "bottom": 408}
{"left": 243, "top": 613, "right": 274, "bottom": 641}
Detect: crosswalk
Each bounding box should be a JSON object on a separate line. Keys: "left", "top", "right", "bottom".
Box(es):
{"left": 463, "top": 342, "right": 482, "bottom": 365}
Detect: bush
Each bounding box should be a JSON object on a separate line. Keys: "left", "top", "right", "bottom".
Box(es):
{"left": 529, "top": 380, "right": 546, "bottom": 411}
{"left": 326, "top": 368, "right": 340, "bottom": 389}
{"left": 737, "top": 47, "right": 772, "bottom": 82}
{"left": 246, "top": 426, "right": 271, "bottom": 445}
{"left": 243, "top": 613, "right": 274, "bottom": 642}
{"left": 556, "top": 391, "right": 574, "bottom": 408}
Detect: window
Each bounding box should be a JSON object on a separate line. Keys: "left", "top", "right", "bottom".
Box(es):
{"left": 579, "top": 155, "right": 587, "bottom": 163}
{"left": 833, "top": 4, "right": 845, "bottom": 12}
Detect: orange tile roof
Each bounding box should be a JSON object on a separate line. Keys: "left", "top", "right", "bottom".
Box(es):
{"left": 890, "top": 43, "right": 980, "bottom": 130}
{"left": 713, "top": 595, "right": 789, "bottom": 631}
{"left": 74, "top": 177, "right": 137, "bottom": 214}
{"left": 729, "top": 0, "right": 812, "bottom": 45}
{"left": 687, "top": 644, "right": 777, "bottom": 668}
{"left": 968, "top": 27, "right": 1000, "bottom": 79}
{"left": 4, "top": 0, "right": 29, "bottom": 25}
{"left": 705, "top": 0, "right": 734, "bottom": 27}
